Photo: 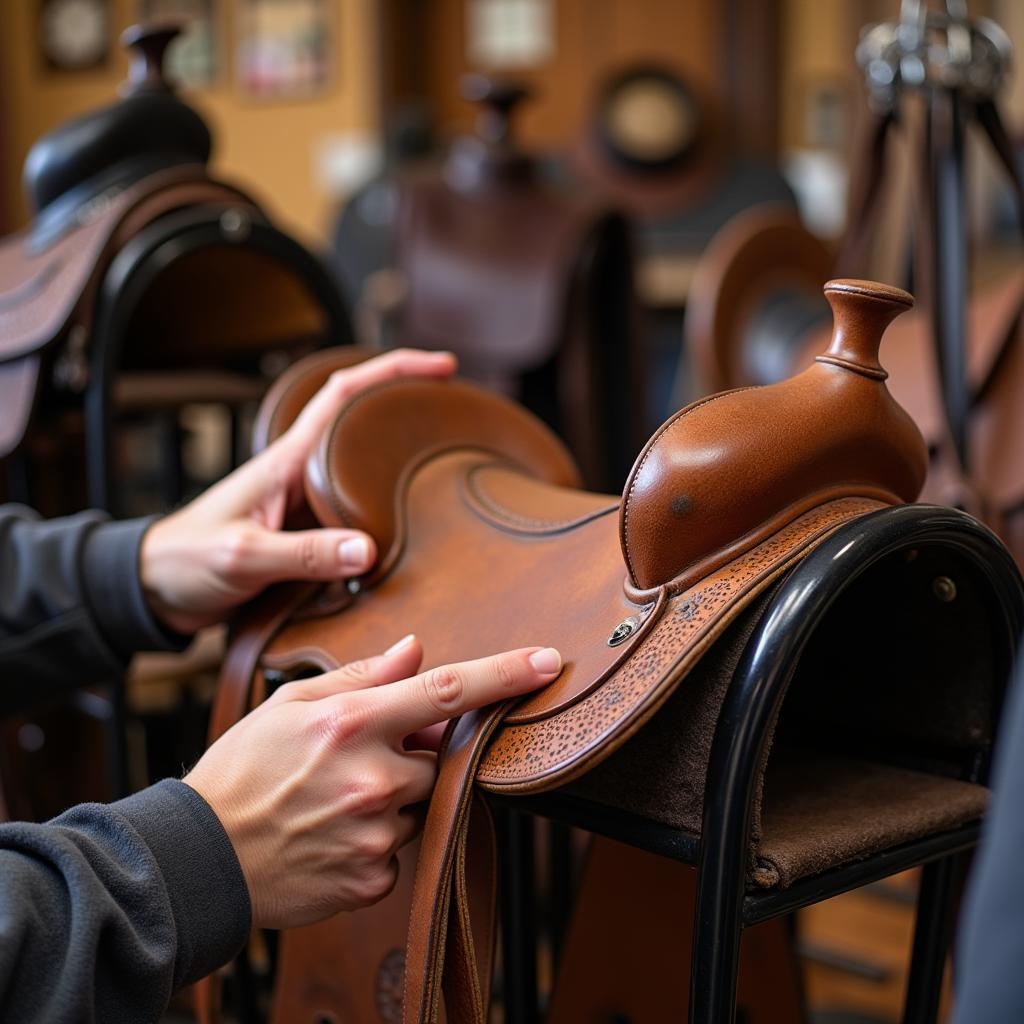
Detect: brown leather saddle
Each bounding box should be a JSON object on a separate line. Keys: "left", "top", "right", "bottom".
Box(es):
{"left": 199, "top": 278, "right": 1005, "bottom": 1021}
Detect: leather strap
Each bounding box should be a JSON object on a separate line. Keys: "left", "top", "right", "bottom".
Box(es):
{"left": 195, "top": 580, "right": 321, "bottom": 1024}
{"left": 836, "top": 108, "right": 895, "bottom": 277}
{"left": 403, "top": 704, "right": 509, "bottom": 1024}
{"left": 208, "top": 581, "right": 319, "bottom": 742}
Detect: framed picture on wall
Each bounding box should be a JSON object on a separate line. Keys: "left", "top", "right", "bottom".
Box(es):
{"left": 236, "top": 0, "right": 331, "bottom": 100}
{"left": 38, "top": 0, "right": 113, "bottom": 72}
{"left": 137, "top": 0, "right": 218, "bottom": 88}
{"left": 466, "top": 0, "right": 555, "bottom": 70}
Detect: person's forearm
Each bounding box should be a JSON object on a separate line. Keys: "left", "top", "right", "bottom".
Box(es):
{"left": 0, "top": 505, "right": 186, "bottom": 713}
{"left": 0, "top": 780, "right": 250, "bottom": 1024}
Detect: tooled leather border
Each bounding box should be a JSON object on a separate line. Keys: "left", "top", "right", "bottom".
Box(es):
{"left": 476, "top": 496, "right": 885, "bottom": 793}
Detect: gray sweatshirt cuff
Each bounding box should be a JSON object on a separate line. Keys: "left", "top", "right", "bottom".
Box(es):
{"left": 82, "top": 517, "right": 190, "bottom": 659}
{"left": 114, "top": 779, "right": 252, "bottom": 989}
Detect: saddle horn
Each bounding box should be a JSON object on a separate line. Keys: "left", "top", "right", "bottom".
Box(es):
{"left": 620, "top": 279, "right": 928, "bottom": 593}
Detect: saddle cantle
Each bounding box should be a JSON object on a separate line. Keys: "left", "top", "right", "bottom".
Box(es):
{"left": 201, "top": 279, "right": 948, "bottom": 1023}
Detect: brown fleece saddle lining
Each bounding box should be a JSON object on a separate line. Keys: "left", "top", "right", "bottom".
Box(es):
{"left": 569, "top": 541, "right": 993, "bottom": 889}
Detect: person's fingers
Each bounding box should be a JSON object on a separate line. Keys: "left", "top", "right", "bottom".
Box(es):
{"left": 393, "top": 803, "right": 428, "bottom": 849}
{"left": 403, "top": 720, "right": 447, "bottom": 753}
{"left": 272, "top": 635, "right": 424, "bottom": 703}
{"left": 285, "top": 349, "right": 457, "bottom": 453}
{"left": 168, "top": 351, "right": 458, "bottom": 528}
{"left": 389, "top": 749, "right": 438, "bottom": 808}
{"left": 218, "top": 523, "right": 378, "bottom": 588}
{"left": 363, "top": 647, "right": 562, "bottom": 740}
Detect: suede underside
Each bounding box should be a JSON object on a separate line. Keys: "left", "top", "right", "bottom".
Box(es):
{"left": 565, "top": 545, "right": 997, "bottom": 891}
{"left": 753, "top": 749, "right": 988, "bottom": 888}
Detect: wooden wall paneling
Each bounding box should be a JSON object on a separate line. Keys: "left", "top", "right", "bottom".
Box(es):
{"left": 422, "top": 0, "right": 725, "bottom": 153}
{"left": 722, "top": 0, "right": 780, "bottom": 157}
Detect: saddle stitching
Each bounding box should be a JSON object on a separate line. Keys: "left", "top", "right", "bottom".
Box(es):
{"left": 503, "top": 587, "right": 665, "bottom": 727}
{"left": 462, "top": 462, "right": 618, "bottom": 536}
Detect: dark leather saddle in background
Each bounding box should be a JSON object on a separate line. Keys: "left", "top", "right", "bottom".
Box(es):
{"left": 391, "top": 78, "right": 638, "bottom": 492}
{"left": 0, "top": 23, "right": 349, "bottom": 498}
{"left": 198, "top": 279, "right": 999, "bottom": 1022}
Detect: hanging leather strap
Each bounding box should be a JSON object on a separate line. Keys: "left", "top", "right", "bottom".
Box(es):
{"left": 403, "top": 704, "right": 508, "bottom": 1024}
{"left": 194, "top": 580, "right": 322, "bottom": 1024}
{"left": 836, "top": 108, "right": 896, "bottom": 277}
{"left": 207, "top": 581, "right": 319, "bottom": 741}
{"left": 973, "top": 98, "right": 1024, "bottom": 239}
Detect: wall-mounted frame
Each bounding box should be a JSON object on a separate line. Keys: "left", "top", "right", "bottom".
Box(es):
{"left": 235, "top": 0, "right": 332, "bottom": 100}
{"left": 138, "top": 0, "right": 219, "bottom": 88}
{"left": 800, "top": 77, "right": 850, "bottom": 151}
{"left": 465, "top": 0, "right": 555, "bottom": 70}
{"left": 38, "top": 0, "right": 113, "bottom": 72}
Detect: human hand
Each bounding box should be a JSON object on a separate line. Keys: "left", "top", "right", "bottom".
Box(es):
{"left": 140, "top": 349, "right": 456, "bottom": 634}
{"left": 183, "top": 636, "right": 562, "bottom": 928}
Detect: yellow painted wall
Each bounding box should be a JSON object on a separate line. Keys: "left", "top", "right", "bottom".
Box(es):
{"left": 0, "top": 0, "right": 380, "bottom": 245}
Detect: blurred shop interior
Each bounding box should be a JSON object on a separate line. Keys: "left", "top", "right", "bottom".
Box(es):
{"left": 2, "top": 2, "right": 1024, "bottom": 1023}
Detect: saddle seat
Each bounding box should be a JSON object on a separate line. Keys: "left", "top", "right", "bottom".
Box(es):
{"left": 250, "top": 279, "right": 926, "bottom": 791}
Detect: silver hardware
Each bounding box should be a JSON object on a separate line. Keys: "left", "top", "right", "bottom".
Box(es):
{"left": 607, "top": 615, "right": 640, "bottom": 647}
{"left": 347, "top": 579, "right": 362, "bottom": 595}
{"left": 933, "top": 575, "right": 957, "bottom": 602}
{"left": 220, "top": 208, "right": 251, "bottom": 241}
{"left": 52, "top": 324, "right": 90, "bottom": 392}
{"left": 857, "top": 1, "right": 1012, "bottom": 110}
{"left": 17, "top": 723, "right": 45, "bottom": 753}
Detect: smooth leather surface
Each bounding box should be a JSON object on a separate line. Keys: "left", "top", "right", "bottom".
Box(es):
{"left": 304, "top": 378, "right": 582, "bottom": 579}
{"left": 622, "top": 280, "right": 924, "bottom": 592}
{"left": 398, "top": 173, "right": 594, "bottom": 375}
{"left": 792, "top": 270, "right": 1024, "bottom": 512}
{"left": 250, "top": 346, "right": 376, "bottom": 454}
{"left": 392, "top": 116, "right": 637, "bottom": 491}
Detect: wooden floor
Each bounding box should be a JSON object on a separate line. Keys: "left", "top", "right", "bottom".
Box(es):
{"left": 800, "top": 871, "right": 953, "bottom": 1023}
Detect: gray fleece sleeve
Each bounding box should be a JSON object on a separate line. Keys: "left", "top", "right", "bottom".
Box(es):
{"left": 0, "top": 779, "right": 251, "bottom": 1023}
{"left": 0, "top": 504, "right": 187, "bottom": 713}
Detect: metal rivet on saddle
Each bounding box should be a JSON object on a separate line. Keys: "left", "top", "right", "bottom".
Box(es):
{"left": 220, "top": 208, "right": 251, "bottom": 241}
{"left": 607, "top": 615, "right": 641, "bottom": 647}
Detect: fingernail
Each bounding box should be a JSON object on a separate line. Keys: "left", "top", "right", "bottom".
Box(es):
{"left": 385, "top": 633, "right": 416, "bottom": 655}
{"left": 339, "top": 537, "right": 370, "bottom": 568}
{"left": 528, "top": 648, "right": 562, "bottom": 675}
